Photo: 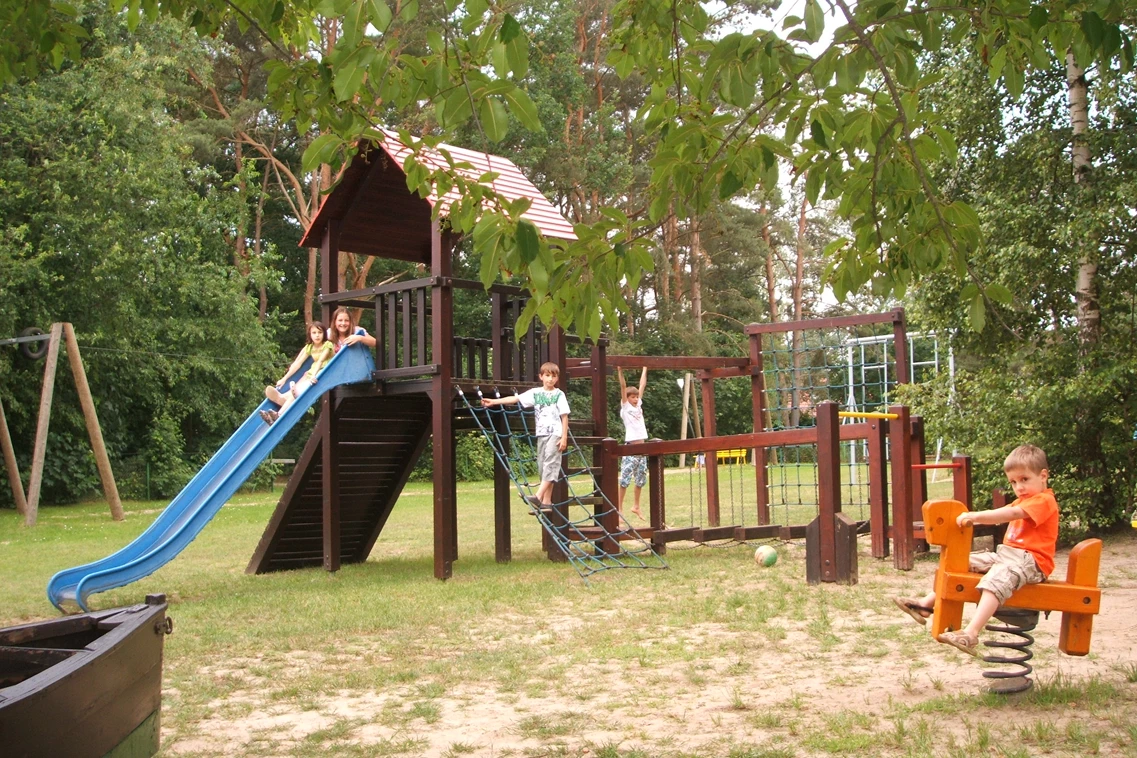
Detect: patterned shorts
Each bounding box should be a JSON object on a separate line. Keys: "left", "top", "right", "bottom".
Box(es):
{"left": 971, "top": 545, "right": 1045, "bottom": 604}
{"left": 619, "top": 455, "right": 647, "bottom": 489}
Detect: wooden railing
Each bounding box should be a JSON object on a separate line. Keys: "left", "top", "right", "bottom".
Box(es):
{"left": 320, "top": 277, "right": 552, "bottom": 384}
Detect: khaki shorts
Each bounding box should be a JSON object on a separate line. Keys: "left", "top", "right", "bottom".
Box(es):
{"left": 970, "top": 545, "right": 1045, "bottom": 604}
{"left": 535, "top": 435, "right": 563, "bottom": 484}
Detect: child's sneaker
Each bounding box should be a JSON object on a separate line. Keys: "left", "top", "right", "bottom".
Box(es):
{"left": 260, "top": 409, "right": 279, "bottom": 425}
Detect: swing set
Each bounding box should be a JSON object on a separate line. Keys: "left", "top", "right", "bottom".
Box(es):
{"left": 0, "top": 323, "right": 122, "bottom": 525}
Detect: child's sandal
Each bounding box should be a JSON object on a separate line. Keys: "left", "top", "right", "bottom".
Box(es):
{"left": 893, "top": 597, "right": 932, "bottom": 626}
{"left": 937, "top": 630, "right": 981, "bottom": 657}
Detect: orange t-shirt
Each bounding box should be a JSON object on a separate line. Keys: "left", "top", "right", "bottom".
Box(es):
{"left": 1002, "top": 489, "right": 1060, "bottom": 576}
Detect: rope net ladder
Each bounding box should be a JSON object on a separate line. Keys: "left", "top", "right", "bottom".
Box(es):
{"left": 457, "top": 387, "right": 668, "bottom": 581}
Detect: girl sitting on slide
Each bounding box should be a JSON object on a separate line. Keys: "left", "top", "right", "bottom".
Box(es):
{"left": 328, "top": 306, "right": 377, "bottom": 352}
{"left": 260, "top": 321, "right": 334, "bottom": 426}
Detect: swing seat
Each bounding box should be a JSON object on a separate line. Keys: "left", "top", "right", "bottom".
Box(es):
{"left": 922, "top": 499, "right": 1102, "bottom": 656}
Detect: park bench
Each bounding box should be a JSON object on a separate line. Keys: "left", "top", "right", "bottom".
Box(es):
{"left": 922, "top": 499, "right": 1102, "bottom": 655}
{"left": 716, "top": 448, "right": 749, "bottom": 465}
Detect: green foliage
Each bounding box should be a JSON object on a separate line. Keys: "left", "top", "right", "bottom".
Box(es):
{"left": 408, "top": 432, "right": 495, "bottom": 483}
{"left": 0, "top": 14, "right": 280, "bottom": 506}
{"left": 897, "top": 37, "right": 1137, "bottom": 532}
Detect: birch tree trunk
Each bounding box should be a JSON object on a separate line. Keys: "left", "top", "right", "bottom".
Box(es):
{"left": 1067, "top": 52, "right": 1099, "bottom": 349}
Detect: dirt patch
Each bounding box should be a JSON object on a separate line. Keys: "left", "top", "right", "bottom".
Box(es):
{"left": 163, "top": 533, "right": 1137, "bottom": 757}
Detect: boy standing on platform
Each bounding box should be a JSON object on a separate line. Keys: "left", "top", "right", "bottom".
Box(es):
{"left": 481, "top": 363, "right": 569, "bottom": 507}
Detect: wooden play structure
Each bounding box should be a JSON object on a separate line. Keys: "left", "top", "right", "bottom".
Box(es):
{"left": 239, "top": 133, "right": 1008, "bottom": 586}
{"left": 0, "top": 323, "right": 122, "bottom": 525}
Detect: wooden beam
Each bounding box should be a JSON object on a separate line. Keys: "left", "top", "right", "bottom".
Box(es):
{"left": 744, "top": 309, "right": 905, "bottom": 335}
{"left": 607, "top": 355, "right": 750, "bottom": 370}
{"left": 62, "top": 324, "right": 122, "bottom": 521}
{"left": 322, "top": 221, "right": 342, "bottom": 571}
{"left": 25, "top": 323, "right": 63, "bottom": 525}
{"left": 0, "top": 396, "right": 27, "bottom": 516}
{"left": 431, "top": 224, "right": 456, "bottom": 579}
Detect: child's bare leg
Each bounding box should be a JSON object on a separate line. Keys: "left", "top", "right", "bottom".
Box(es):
{"left": 960, "top": 590, "right": 1001, "bottom": 644}
{"left": 631, "top": 486, "right": 643, "bottom": 517}
{"left": 266, "top": 385, "right": 287, "bottom": 406}
{"left": 618, "top": 486, "right": 627, "bottom": 512}
{"left": 535, "top": 481, "right": 553, "bottom": 505}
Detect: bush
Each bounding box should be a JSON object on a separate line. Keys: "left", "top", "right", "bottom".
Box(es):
{"left": 896, "top": 344, "right": 1137, "bottom": 539}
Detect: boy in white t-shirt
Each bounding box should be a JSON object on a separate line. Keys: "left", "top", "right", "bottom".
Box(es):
{"left": 618, "top": 367, "right": 649, "bottom": 517}
{"left": 482, "top": 362, "right": 570, "bottom": 507}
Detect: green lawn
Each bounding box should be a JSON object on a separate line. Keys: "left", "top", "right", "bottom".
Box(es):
{"left": 2, "top": 481, "right": 1134, "bottom": 757}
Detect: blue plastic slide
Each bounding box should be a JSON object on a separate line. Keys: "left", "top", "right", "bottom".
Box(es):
{"left": 47, "top": 345, "right": 375, "bottom": 611}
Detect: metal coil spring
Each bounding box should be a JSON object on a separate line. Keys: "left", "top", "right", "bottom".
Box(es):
{"left": 981, "top": 607, "right": 1040, "bottom": 694}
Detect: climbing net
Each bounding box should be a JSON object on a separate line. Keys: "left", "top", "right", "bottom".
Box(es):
{"left": 759, "top": 322, "right": 899, "bottom": 524}
{"left": 457, "top": 387, "right": 668, "bottom": 581}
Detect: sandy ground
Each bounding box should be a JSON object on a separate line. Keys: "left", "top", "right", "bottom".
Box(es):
{"left": 164, "top": 531, "right": 1137, "bottom": 757}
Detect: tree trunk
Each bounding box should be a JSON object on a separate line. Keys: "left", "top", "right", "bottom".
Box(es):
{"left": 789, "top": 192, "right": 808, "bottom": 427}
{"left": 762, "top": 200, "right": 777, "bottom": 324}
{"left": 691, "top": 216, "right": 703, "bottom": 332}
{"left": 1067, "top": 52, "right": 1099, "bottom": 348}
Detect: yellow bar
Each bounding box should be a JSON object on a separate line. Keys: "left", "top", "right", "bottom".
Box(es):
{"left": 838, "top": 411, "right": 900, "bottom": 420}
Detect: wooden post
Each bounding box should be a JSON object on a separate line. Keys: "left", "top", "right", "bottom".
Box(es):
{"left": 749, "top": 334, "right": 770, "bottom": 525}
{"left": 62, "top": 324, "right": 122, "bottom": 521}
{"left": 892, "top": 308, "right": 910, "bottom": 388}
{"left": 321, "top": 221, "right": 342, "bottom": 571}
{"left": 431, "top": 224, "right": 456, "bottom": 579}
{"left": 910, "top": 415, "right": 928, "bottom": 519}
{"left": 648, "top": 451, "right": 666, "bottom": 555}
{"left": 814, "top": 401, "right": 841, "bottom": 582}
{"left": 25, "top": 323, "right": 63, "bottom": 525}
{"left": 953, "top": 455, "right": 972, "bottom": 508}
{"left": 492, "top": 409, "right": 512, "bottom": 564}
{"left": 0, "top": 397, "right": 27, "bottom": 516}
{"left": 700, "top": 372, "right": 720, "bottom": 526}
{"left": 889, "top": 404, "right": 914, "bottom": 570}
{"left": 866, "top": 418, "right": 889, "bottom": 558}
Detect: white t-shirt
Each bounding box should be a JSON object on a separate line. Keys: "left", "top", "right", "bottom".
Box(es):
{"left": 620, "top": 400, "right": 648, "bottom": 442}
{"left": 517, "top": 387, "right": 570, "bottom": 437}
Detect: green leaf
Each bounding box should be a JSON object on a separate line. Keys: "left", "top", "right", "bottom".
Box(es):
{"left": 500, "top": 86, "right": 540, "bottom": 131}
{"left": 500, "top": 13, "right": 522, "bottom": 43}
{"left": 516, "top": 219, "right": 540, "bottom": 264}
{"left": 465, "top": 0, "right": 488, "bottom": 20}
{"left": 719, "top": 169, "right": 745, "bottom": 200}
{"left": 399, "top": 0, "right": 418, "bottom": 21}
{"left": 302, "top": 134, "right": 343, "bottom": 173}
{"left": 805, "top": 168, "right": 822, "bottom": 206}
{"left": 1029, "top": 6, "right": 1048, "bottom": 31}
{"left": 1081, "top": 12, "right": 1105, "bottom": 49}
{"left": 985, "top": 283, "right": 1013, "bottom": 305}
{"left": 478, "top": 96, "right": 510, "bottom": 142}
{"left": 505, "top": 27, "right": 528, "bottom": 78}
{"left": 441, "top": 88, "right": 472, "bottom": 127}
{"left": 810, "top": 119, "right": 827, "bottom": 148}
{"left": 967, "top": 293, "right": 986, "bottom": 332}
{"left": 804, "top": 0, "right": 824, "bottom": 44}
{"left": 368, "top": 0, "right": 393, "bottom": 31}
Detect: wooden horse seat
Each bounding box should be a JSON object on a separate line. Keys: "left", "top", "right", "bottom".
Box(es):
{"left": 922, "top": 499, "right": 1102, "bottom": 656}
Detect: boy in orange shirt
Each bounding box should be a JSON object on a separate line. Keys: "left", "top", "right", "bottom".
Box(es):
{"left": 894, "top": 444, "right": 1060, "bottom": 656}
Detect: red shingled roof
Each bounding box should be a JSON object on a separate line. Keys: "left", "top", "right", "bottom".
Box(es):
{"left": 377, "top": 129, "right": 577, "bottom": 241}
{"left": 300, "top": 131, "right": 575, "bottom": 261}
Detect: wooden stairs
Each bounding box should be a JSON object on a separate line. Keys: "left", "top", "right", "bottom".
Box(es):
{"left": 246, "top": 394, "right": 432, "bottom": 573}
